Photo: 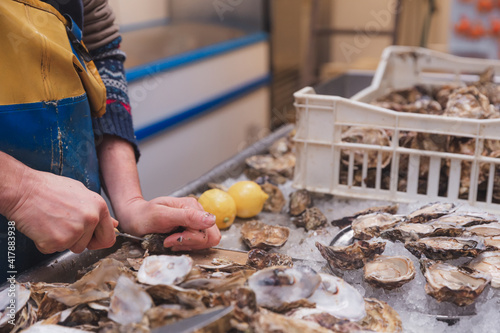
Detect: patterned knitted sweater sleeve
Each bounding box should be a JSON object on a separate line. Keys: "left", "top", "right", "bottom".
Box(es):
{"left": 82, "top": 0, "right": 140, "bottom": 160}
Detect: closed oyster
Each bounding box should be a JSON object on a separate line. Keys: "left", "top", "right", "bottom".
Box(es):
{"left": 363, "top": 255, "right": 416, "bottom": 290}
{"left": 289, "top": 189, "right": 312, "bottom": 216}
{"left": 331, "top": 204, "right": 399, "bottom": 228}
{"left": 294, "top": 207, "right": 327, "bottom": 231}
{"left": 260, "top": 182, "right": 286, "bottom": 213}
{"left": 240, "top": 220, "right": 290, "bottom": 249}
{"left": 307, "top": 273, "right": 366, "bottom": 321}
{"left": 444, "top": 86, "right": 498, "bottom": 119}
{"left": 420, "top": 259, "right": 491, "bottom": 306}
{"left": 341, "top": 127, "right": 391, "bottom": 168}
{"left": 466, "top": 222, "right": 500, "bottom": 237}
{"left": 137, "top": 255, "right": 193, "bottom": 286}
{"left": 246, "top": 248, "right": 293, "bottom": 270}
{"left": 406, "top": 202, "right": 456, "bottom": 223}
{"left": 468, "top": 251, "right": 500, "bottom": 288}
{"left": 247, "top": 266, "right": 321, "bottom": 312}
{"left": 352, "top": 212, "right": 402, "bottom": 240}
{"left": 359, "top": 298, "right": 403, "bottom": 333}
{"left": 316, "top": 240, "right": 386, "bottom": 271}
{"left": 405, "top": 237, "right": 486, "bottom": 260}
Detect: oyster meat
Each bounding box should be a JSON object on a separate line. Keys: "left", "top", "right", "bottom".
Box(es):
{"left": 246, "top": 248, "right": 293, "bottom": 270}
{"left": 363, "top": 255, "right": 416, "bottom": 290}
{"left": 359, "top": 298, "right": 403, "bottom": 333}
{"left": 420, "top": 259, "right": 491, "bottom": 306}
{"left": 240, "top": 220, "right": 290, "bottom": 249}
{"left": 406, "top": 202, "right": 456, "bottom": 223}
{"left": 289, "top": 189, "right": 312, "bottom": 216}
{"left": 307, "top": 273, "right": 367, "bottom": 321}
{"left": 405, "top": 236, "right": 486, "bottom": 260}
{"left": 352, "top": 212, "right": 402, "bottom": 240}
{"left": 468, "top": 251, "right": 500, "bottom": 288}
{"left": 137, "top": 255, "right": 193, "bottom": 286}
{"left": 247, "top": 266, "right": 321, "bottom": 312}
{"left": 293, "top": 207, "right": 327, "bottom": 231}
{"left": 316, "top": 240, "right": 386, "bottom": 271}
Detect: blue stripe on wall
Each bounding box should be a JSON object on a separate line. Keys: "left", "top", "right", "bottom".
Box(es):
{"left": 135, "top": 74, "right": 271, "bottom": 142}
{"left": 126, "top": 32, "right": 269, "bottom": 83}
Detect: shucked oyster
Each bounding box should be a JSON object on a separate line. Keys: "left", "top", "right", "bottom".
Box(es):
{"left": 430, "top": 212, "right": 497, "bottom": 228}
{"left": 381, "top": 220, "right": 464, "bottom": 243}
{"left": 363, "top": 255, "right": 416, "bottom": 290}
{"left": 420, "top": 259, "right": 491, "bottom": 306}
{"left": 406, "top": 202, "right": 456, "bottom": 223}
{"left": 351, "top": 212, "right": 402, "bottom": 240}
{"left": 331, "top": 204, "right": 399, "bottom": 228}
{"left": 468, "top": 251, "right": 500, "bottom": 288}
{"left": 316, "top": 240, "right": 385, "bottom": 271}
{"left": 405, "top": 236, "right": 486, "bottom": 260}
{"left": 289, "top": 189, "right": 312, "bottom": 216}
{"left": 241, "top": 220, "right": 290, "bottom": 249}
{"left": 137, "top": 255, "right": 193, "bottom": 286}
{"left": 359, "top": 298, "right": 403, "bottom": 333}
{"left": 466, "top": 222, "right": 500, "bottom": 237}
{"left": 247, "top": 266, "right": 321, "bottom": 312}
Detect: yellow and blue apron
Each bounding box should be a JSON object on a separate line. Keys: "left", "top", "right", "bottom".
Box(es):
{"left": 0, "top": 0, "right": 107, "bottom": 282}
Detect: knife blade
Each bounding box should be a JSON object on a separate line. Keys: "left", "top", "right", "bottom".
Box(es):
{"left": 114, "top": 228, "right": 145, "bottom": 242}
{"left": 151, "top": 305, "right": 233, "bottom": 333}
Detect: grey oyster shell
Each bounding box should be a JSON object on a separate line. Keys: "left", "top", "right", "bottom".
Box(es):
{"left": 405, "top": 237, "right": 486, "bottom": 260}
{"left": 352, "top": 212, "right": 402, "bottom": 240}
{"left": 406, "top": 202, "right": 456, "bottom": 223}
{"left": 420, "top": 259, "right": 491, "bottom": 306}
{"left": 289, "top": 189, "right": 312, "bottom": 216}
{"left": 294, "top": 207, "right": 327, "bottom": 231}
{"left": 363, "top": 255, "right": 416, "bottom": 290}
{"left": 315, "top": 240, "right": 386, "bottom": 271}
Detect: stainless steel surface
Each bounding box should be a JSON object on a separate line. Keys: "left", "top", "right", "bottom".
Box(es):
{"left": 329, "top": 226, "right": 354, "bottom": 247}
{"left": 151, "top": 305, "right": 233, "bottom": 333}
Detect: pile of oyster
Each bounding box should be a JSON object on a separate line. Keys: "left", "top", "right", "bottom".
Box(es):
{"left": 1, "top": 238, "right": 405, "bottom": 333}
{"left": 316, "top": 202, "right": 500, "bottom": 308}
{"left": 341, "top": 68, "right": 500, "bottom": 201}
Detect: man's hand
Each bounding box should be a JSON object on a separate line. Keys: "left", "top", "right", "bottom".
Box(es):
{"left": 3, "top": 166, "right": 117, "bottom": 254}
{"left": 114, "top": 196, "right": 221, "bottom": 251}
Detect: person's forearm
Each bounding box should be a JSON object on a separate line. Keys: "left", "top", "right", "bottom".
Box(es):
{"left": 96, "top": 135, "right": 143, "bottom": 231}
{"left": 0, "top": 152, "right": 32, "bottom": 218}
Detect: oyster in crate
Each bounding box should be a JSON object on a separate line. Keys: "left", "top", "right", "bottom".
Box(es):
{"left": 137, "top": 255, "right": 193, "bottom": 286}
{"left": 405, "top": 236, "right": 487, "bottom": 260}
{"left": 420, "top": 259, "right": 491, "bottom": 306}
{"left": 247, "top": 266, "right": 321, "bottom": 312}
{"left": 359, "top": 298, "right": 403, "bottom": 333}
{"left": 246, "top": 248, "right": 293, "bottom": 270}
{"left": 363, "top": 255, "right": 416, "bottom": 290}
{"left": 240, "top": 220, "right": 290, "bottom": 249}
{"left": 406, "top": 202, "right": 456, "bottom": 223}
{"left": 351, "top": 212, "right": 402, "bottom": 240}
{"left": 340, "top": 126, "right": 391, "bottom": 168}
{"left": 468, "top": 251, "right": 500, "bottom": 288}
{"left": 289, "top": 189, "right": 312, "bottom": 216}
{"left": 444, "top": 86, "right": 499, "bottom": 119}
{"left": 316, "top": 240, "right": 386, "bottom": 271}
{"left": 293, "top": 207, "right": 327, "bottom": 231}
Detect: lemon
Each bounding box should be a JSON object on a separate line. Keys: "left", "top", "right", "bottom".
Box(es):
{"left": 227, "top": 181, "right": 269, "bottom": 218}
{"left": 198, "top": 189, "right": 237, "bottom": 229}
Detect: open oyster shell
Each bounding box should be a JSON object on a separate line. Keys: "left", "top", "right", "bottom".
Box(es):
{"left": 466, "top": 222, "right": 500, "bottom": 237}
{"left": 137, "top": 255, "right": 193, "bottom": 286}
{"left": 316, "top": 240, "right": 386, "bottom": 271}
{"left": 331, "top": 204, "right": 399, "bottom": 228}
{"left": 405, "top": 236, "right": 486, "bottom": 260}
{"left": 381, "top": 220, "right": 465, "bottom": 243}
{"left": 363, "top": 255, "right": 416, "bottom": 290}
{"left": 406, "top": 202, "right": 456, "bottom": 223}
{"left": 352, "top": 212, "right": 402, "bottom": 240}
{"left": 247, "top": 266, "right": 321, "bottom": 312}
{"left": 420, "top": 259, "right": 491, "bottom": 306}
{"left": 485, "top": 236, "right": 500, "bottom": 250}
{"left": 246, "top": 248, "right": 293, "bottom": 270}
{"left": 468, "top": 251, "right": 500, "bottom": 288}
{"left": 240, "top": 220, "right": 290, "bottom": 249}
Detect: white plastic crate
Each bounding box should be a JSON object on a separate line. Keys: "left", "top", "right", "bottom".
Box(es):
{"left": 293, "top": 46, "right": 500, "bottom": 214}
